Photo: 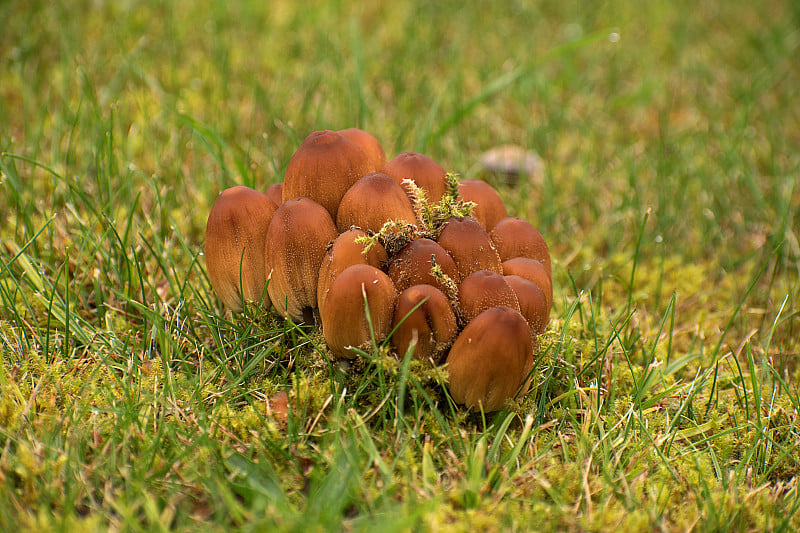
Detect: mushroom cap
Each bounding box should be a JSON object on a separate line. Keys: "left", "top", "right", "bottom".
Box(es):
{"left": 445, "top": 306, "right": 533, "bottom": 412}
{"left": 436, "top": 216, "right": 503, "bottom": 279}
{"left": 337, "top": 128, "right": 387, "bottom": 169}
{"left": 264, "top": 182, "right": 283, "bottom": 207}
{"left": 282, "top": 130, "right": 377, "bottom": 220}
{"left": 317, "top": 228, "right": 388, "bottom": 311}
{"left": 504, "top": 274, "right": 549, "bottom": 335}
{"left": 381, "top": 152, "right": 448, "bottom": 203}
{"left": 205, "top": 186, "right": 277, "bottom": 312}
{"left": 490, "top": 217, "right": 551, "bottom": 279}
{"left": 457, "top": 179, "right": 508, "bottom": 231}
{"left": 321, "top": 264, "right": 398, "bottom": 359}
{"left": 501, "top": 257, "right": 553, "bottom": 310}
{"left": 386, "top": 238, "right": 460, "bottom": 294}
{"left": 265, "top": 197, "right": 338, "bottom": 322}
{"left": 336, "top": 172, "right": 417, "bottom": 234}
{"left": 458, "top": 270, "right": 520, "bottom": 324}
{"left": 391, "top": 284, "right": 457, "bottom": 363}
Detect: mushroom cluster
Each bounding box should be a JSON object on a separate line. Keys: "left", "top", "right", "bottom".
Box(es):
{"left": 205, "top": 129, "right": 552, "bottom": 412}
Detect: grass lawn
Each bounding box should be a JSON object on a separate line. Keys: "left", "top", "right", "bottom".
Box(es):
{"left": 1, "top": 0, "right": 799, "bottom": 530}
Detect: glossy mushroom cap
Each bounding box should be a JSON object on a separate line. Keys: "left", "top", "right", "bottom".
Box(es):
{"left": 205, "top": 186, "right": 277, "bottom": 312}
{"left": 490, "top": 217, "right": 551, "bottom": 279}
{"left": 337, "top": 128, "right": 387, "bottom": 169}
{"left": 264, "top": 182, "right": 283, "bottom": 207}
{"left": 458, "top": 270, "right": 520, "bottom": 324}
{"left": 501, "top": 257, "right": 553, "bottom": 310}
{"left": 381, "top": 152, "right": 448, "bottom": 203}
{"left": 336, "top": 172, "right": 417, "bottom": 234}
{"left": 265, "top": 197, "right": 338, "bottom": 322}
{"left": 391, "top": 284, "right": 457, "bottom": 363}
{"left": 317, "top": 228, "right": 388, "bottom": 311}
{"left": 445, "top": 306, "right": 533, "bottom": 412}
{"left": 436, "top": 216, "right": 503, "bottom": 279}
{"left": 504, "top": 274, "right": 549, "bottom": 335}
{"left": 282, "top": 130, "right": 377, "bottom": 220}
{"left": 321, "top": 264, "right": 398, "bottom": 359}
{"left": 386, "top": 238, "right": 460, "bottom": 294}
{"left": 457, "top": 179, "right": 508, "bottom": 232}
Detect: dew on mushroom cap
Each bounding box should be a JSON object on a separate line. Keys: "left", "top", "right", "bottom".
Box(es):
{"left": 337, "top": 128, "right": 387, "bottom": 170}
{"left": 336, "top": 172, "right": 417, "bottom": 234}
{"left": 381, "top": 152, "right": 448, "bottom": 203}
{"left": 386, "top": 238, "right": 460, "bottom": 295}
{"left": 501, "top": 257, "right": 553, "bottom": 309}
{"left": 490, "top": 216, "right": 551, "bottom": 279}
{"left": 457, "top": 179, "right": 508, "bottom": 231}
{"left": 436, "top": 216, "right": 503, "bottom": 279}
{"left": 458, "top": 270, "right": 520, "bottom": 324}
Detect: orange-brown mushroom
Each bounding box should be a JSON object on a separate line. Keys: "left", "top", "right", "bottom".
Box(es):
{"left": 445, "top": 306, "right": 533, "bottom": 412}
{"left": 504, "top": 274, "right": 549, "bottom": 335}
{"left": 336, "top": 172, "right": 417, "bottom": 234}
{"left": 436, "top": 216, "right": 502, "bottom": 279}
{"left": 381, "top": 152, "right": 448, "bottom": 203}
{"left": 265, "top": 197, "right": 337, "bottom": 322}
{"left": 386, "top": 238, "right": 460, "bottom": 295}
{"left": 501, "top": 257, "right": 553, "bottom": 310}
{"left": 264, "top": 182, "right": 283, "bottom": 207}
{"left": 457, "top": 179, "right": 508, "bottom": 231}
{"left": 317, "top": 228, "right": 388, "bottom": 312}
{"left": 321, "top": 264, "right": 398, "bottom": 359}
{"left": 490, "top": 217, "right": 551, "bottom": 279}
{"left": 337, "top": 128, "right": 387, "bottom": 169}
{"left": 391, "top": 284, "right": 457, "bottom": 363}
{"left": 458, "top": 270, "right": 520, "bottom": 323}
{"left": 205, "top": 186, "right": 277, "bottom": 312}
{"left": 282, "top": 130, "right": 377, "bottom": 219}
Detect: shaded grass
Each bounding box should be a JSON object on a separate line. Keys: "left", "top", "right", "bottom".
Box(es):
{"left": 2, "top": 0, "right": 800, "bottom": 530}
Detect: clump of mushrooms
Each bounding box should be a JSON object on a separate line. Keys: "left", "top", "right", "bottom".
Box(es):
{"left": 204, "top": 128, "right": 553, "bottom": 412}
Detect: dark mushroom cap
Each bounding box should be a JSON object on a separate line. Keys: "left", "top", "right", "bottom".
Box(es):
{"left": 337, "top": 128, "right": 387, "bottom": 169}
{"left": 283, "top": 130, "right": 377, "bottom": 220}
{"left": 504, "top": 274, "right": 549, "bottom": 335}
{"left": 381, "top": 152, "right": 448, "bottom": 203}
{"left": 391, "top": 284, "right": 457, "bottom": 363}
{"left": 445, "top": 306, "right": 533, "bottom": 412}
{"left": 205, "top": 186, "right": 277, "bottom": 312}
{"left": 457, "top": 179, "right": 508, "bottom": 231}
{"left": 386, "top": 238, "right": 460, "bottom": 294}
{"left": 336, "top": 172, "right": 417, "bottom": 234}
{"left": 458, "top": 270, "right": 520, "bottom": 324}
{"left": 265, "top": 197, "right": 338, "bottom": 322}
{"left": 321, "top": 264, "right": 398, "bottom": 359}
{"left": 317, "top": 228, "right": 388, "bottom": 311}
{"left": 489, "top": 216, "right": 551, "bottom": 279}
{"left": 501, "top": 257, "right": 552, "bottom": 310}
{"left": 436, "top": 216, "right": 503, "bottom": 279}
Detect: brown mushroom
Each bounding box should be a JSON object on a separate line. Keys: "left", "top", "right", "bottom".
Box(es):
{"left": 282, "top": 130, "right": 377, "bottom": 220}
{"left": 501, "top": 257, "right": 553, "bottom": 310}
{"left": 337, "top": 128, "right": 387, "bottom": 169}
{"left": 457, "top": 179, "right": 508, "bottom": 231}
{"left": 458, "top": 270, "right": 520, "bottom": 323}
{"left": 336, "top": 173, "right": 417, "bottom": 234}
{"left": 490, "top": 217, "right": 551, "bottom": 279}
{"left": 381, "top": 152, "right": 448, "bottom": 203}
{"left": 504, "top": 274, "right": 549, "bottom": 335}
{"left": 436, "top": 216, "right": 502, "bottom": 279}
{"left": 205, "top": 186, "right": 277, "bottom": 312}
{"left": 386, "top": 238, "right": 460, "bottom": 295}
{"left": 264, "top": 182, "right": 283, "bottom": 207}
{"left": 391, "top": 284, "right": 457, "bottom": 363}
{"left": 265, "top": 197, "right": 337, "bottom": 322}
{"left": 317, "top": 228, "right": 388, "bottom": 312}
{"left": 445, "top": 306, "right": 533, "bottom": 412}
{"left": 321, "top": 264, "right": 398, "bottom": 359}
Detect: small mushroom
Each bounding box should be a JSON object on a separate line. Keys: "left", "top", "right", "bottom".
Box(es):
{"left": 489, "top": 217, "right": 551, "bottom": 279}
{"left": 386, "top": 238, "right": 460, "bottom": 294}
{"left": 337, "top": 128, "right": 387, "bottom": 169}
{"left": 336, "top": 172, "right": 417, "bottom": 234}
{"left": 445, "top": 306, "right": 533, "bottom": 412}
{"left": 436, "top": 216, "right": 502, "bottom": 279}
{"left": 457, "top": 179, "right": 508, "bottom": 231}
{"left": 317, "top": 228, "right": 388, "bottom": 312}
{"left": 205, "top": 186, "right": 277, "bottom": 312}
{"left": 264, "top": 182, "right": 283, "bottom": 207}
{"left": 391, "top": 284, "right": 457, "bottom": 363}
{"left": 265, "top": 197, "right": 338, "bottom": 322}
{"left": 501, "top": 257, "right": 553, "bottom": 310}
{"left": 321, "top": 264, "right": 398, "bottom": 359}
{"left": 458, "top": 270, "right": 520, "bottom": 324}
{"left": 381, "top": 152, "right": 448, "bottom": 203}
{"left": 504, "top": 274, "right": 549, "bottom": 335}
{"left": 282, "top": 130, "right": 377, "bottom": 220}
{"left": 479, "top": 145, "right": 544, "bottom": 185}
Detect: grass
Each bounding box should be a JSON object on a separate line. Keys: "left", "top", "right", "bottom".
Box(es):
{"left": 1, "top": 0, "right": 799, "bottom": 530}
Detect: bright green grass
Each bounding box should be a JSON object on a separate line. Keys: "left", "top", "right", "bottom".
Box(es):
{"left": 2, "top": 0, "right": 799, "bottom": 530}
